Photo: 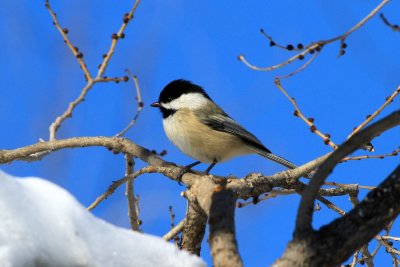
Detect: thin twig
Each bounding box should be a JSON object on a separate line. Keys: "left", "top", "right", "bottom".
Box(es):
{"left": 49, "top": 81, "right": 95, "bottom": 141}
{"left": 380, "top": 236, "right": 400, "bottom": 242}
{"left": 96, "top": 76, "right": 129, "bottom": 83}
{"left": 348, "top": 85, "right": 400, "bottom": 139}
{"left": 96, "top": 0, "right": 141, "bottom": 78}
{"left": 317, "top": 195, "right": 345, "bottom": 216}
{"left": 350, "top": 250, "right": 360, "bottom": 267}
{"left": 341, "top": 147, "right": 400, "bottom": 162}
{"left": 295, "top": 110, "right": 400, "bottom": 238}
{"left": 377, "top": 237, "right": 400, "bottom": 258}
{"left": 47, "top": 0, "right": 141, "bottom": 141}
{"left": 275, "top": 78, "right": 338, "bottom": 149}
{"left": 349, "top": 190, "right": 374, "bottom": 267}
{"left": 239, "top": 0, "right": 391, "bottom": 72}
{"left": 87, "top": 175, "right": 129, "bottom": 211}
{"left": 237, "top": 189, "right": 296, "bottom": 208}
{"left": 87, "top": 165, "right": 154, "bottom": 211}
{"left": 116, "top": 72, "right": 144, "bottom": 137}
{"left": 168, "top": 206, "right": 180, "bottom": 247}
{"left": 277, "top": 51, "right": 320, "bottom": 79}
{"left": 45, "top": 0, "right": 91, "bottom": 81}
{"left": 323, "top": 181, "right": 375, "bottom": 191}
{"left": 163, "top": 218, "right": 186, "bottom": 241}
{"left": 380, "top": 13, "right": 400, "bottom": 32}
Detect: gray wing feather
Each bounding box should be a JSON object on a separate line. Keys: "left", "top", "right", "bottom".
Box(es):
{"left": 199, "top": 112, "right": 271, "bottom": 154}
{"left": 196, "top": 108, "right": 302, "bottom": 172}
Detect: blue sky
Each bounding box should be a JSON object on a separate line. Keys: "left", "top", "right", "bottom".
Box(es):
{"left": 1, "top": 0, "right": 399, "bottom": 266}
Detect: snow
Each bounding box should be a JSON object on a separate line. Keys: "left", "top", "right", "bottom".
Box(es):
{"left": 0, "top": 170, "right": 205, "bottom": 267}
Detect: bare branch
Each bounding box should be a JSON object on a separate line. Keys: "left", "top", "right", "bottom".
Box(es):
{"left": 125, "top": 154, "right": 140, "bottom": 231}
{"left": 275, "top": 78, "right": 338, "bottom": 149}
{"left": 348, "top": 85, "right": 400, "bottom": 139}
{"left": 0, "top": 135, "right": 330, "bottom": 202}
{"left": 275, "top": 164, "right": 400, "bottom": 267}
{"left": 49, "top": 81, "right": 95, "bottom": 141}
{"left": 167, "top": 206, "right": 180, "bottom": 247}
{"left": 277, "top": 51, "right": 320, "bottom": 79}
{"left": 209, "top": 188, "right": 243, "bottom": 267}
{"left": 341, "top": 147, "right": 400, "bottom": 162}
{"left": 163, "top": 218, "right": 186, "bottom": 241}
{"left": 237, "top": 189, "right": 296, "bottom": 208}
{"left": 87, "top": 165, "right": 154, "bottom": 211}
{"left": 45, "top": 0, "right": 91, "bottom": 81}
{"left": 380, "top": 236, "right": 400, "bottom": 242}
{"left": 190, "top": 177, "right": 243, "bottom": 267}
{"left": 239, "top": 0, "right": 391, "bottom": 73}
{"left": 87, "top": 175, "right": 128, "bottom": 211}
{"left": 96, "top": 0, "right": 141, "bottom": 78}
{"left": 295, "top": 110, "right": 400, "bottom": 238}
{"left": 116, "top": 73, "right": 144, "bottom": 137}
{"left": 380, "top": 13, "right": 400, "bottom": 32}
{"left": 180, "top": 200, "right": 207, "bottom": 256}
{"left": 47, "top": 0, "right": 141, "bottom": 141}
{"left": 96, "top": 76, "right": 129, "bottom": 83}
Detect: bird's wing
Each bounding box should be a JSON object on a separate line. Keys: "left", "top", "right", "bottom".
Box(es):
{"left": 199, "top": 113, "right": 272, "bottom": 154}
{"left": 196, "top": 108, "right": 302, "bottom": 172}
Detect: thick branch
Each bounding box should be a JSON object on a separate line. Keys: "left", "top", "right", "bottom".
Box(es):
{"left": 180, "top": 200, "right": 207, "bottom": 255}
{"left": 209, "top": 188, "right": 243, "bottom": 267}
{"left": 190, "top": 177, "right": 243, "bottom": 267}
{"left": 274, "top": 165, "right": 400, "bottom": 267}
{"left": 295, "top": 110, "right": 400, "bottom": 238}
{"left": 0, "top": 136, "right": 331, "bottom": 201}
{"left": 0, "top": 137, "right": 169, "bottom": 167}
{"left": 314, "top": 165, "right": 400, "bottom": 266}
{"left": 227, "top": 153, "right": 331, "bottom": 198}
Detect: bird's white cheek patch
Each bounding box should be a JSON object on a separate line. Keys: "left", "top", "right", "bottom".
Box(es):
{"left": 165, "top": 93, "right": 210, "bottom": 110}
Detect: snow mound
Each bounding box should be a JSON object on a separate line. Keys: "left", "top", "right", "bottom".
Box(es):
{"left": 0, "top": 170, "right": 205, "bottom": 267}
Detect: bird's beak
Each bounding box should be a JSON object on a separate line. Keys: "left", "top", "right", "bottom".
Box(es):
{"left": 150, "top": 102, "right": 160, "bottom": 108}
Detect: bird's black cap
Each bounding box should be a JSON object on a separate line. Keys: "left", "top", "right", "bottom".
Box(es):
{"left": 157, "top": 79, "right": 211, "bottom": 104}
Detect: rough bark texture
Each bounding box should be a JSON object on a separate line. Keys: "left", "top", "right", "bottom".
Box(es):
{"left": 273, "top": 109, "right": 400, "bottom": 267}
{"left": 275, "top": 165, "right": 400, "bottom": 267}
{"left": 180, "top": 201, "right": 207, "bottom": 255}
{"left": 190, "top": 177, "right": 243, "bottom": 267}
{"left": 295, "top": 110, "right": 400, "bottom": 238}
{"left": 209, "top": 189, "right": 242, "bottom": 267}
{"left": 312, "top": 165, "right": 400, "bottom": 266}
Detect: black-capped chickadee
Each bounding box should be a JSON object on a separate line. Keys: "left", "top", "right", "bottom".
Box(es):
{"left": 151, "top": 79, "right": 300, "bottom": 175}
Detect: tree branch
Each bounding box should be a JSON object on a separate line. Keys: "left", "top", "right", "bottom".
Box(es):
{"left": 295, "top": 110, "right": 400, "bottom": 238}
{"left": 163, "top": 218, "right": 186, "bottom": 241}
{"left": 0, "top": 136, "right": 331, "bottom": 200}
{"left": 311, "top": 164, "right": 400, "bottom": 266}
{"left": 180, "top": 199, "right": 207, "bottom": 256}
{"left": 125, "top": 154, "right": 140, "bottom": 231}
{"left": 190, "top": 176, "right": 243, "bottom": 267}
{"left": 274, "top": 165, "right": 400, "bottom": 267}
{"left": 239, "top": 0, "right": 391, "bottom": 73}
{"left": 209, "top": 188, "right": 243, "bottom": 267}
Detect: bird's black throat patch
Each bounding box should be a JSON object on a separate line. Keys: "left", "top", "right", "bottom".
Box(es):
{"left": 160, "top": 107, "right": 177, "bottom": 118}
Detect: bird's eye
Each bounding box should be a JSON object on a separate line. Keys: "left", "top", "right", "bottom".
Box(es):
{"left": 167, "top": 97, "right": 173, "bottom": 102}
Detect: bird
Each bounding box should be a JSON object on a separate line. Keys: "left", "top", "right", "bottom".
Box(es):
{"left": 151, "top": 79, "right": 301, "bottom": 177}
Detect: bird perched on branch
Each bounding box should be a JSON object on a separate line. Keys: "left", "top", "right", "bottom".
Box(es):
{"left": 151, "top": 79, "right": 301, "bottom": 177}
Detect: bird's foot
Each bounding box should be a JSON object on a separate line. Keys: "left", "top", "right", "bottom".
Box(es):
{"left": 176, "top": 161, "right": 201, "bottom": 185}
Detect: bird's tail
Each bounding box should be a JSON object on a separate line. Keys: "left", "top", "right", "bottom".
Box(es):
{"left": 256, "top": 150, "right": 313, "bottom": 178}
{"left": 258, "top": 151, "right": 298, "bottom": 170}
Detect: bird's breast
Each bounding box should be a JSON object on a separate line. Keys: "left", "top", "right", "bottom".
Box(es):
{"left": 162, "top": 109, "right": 251, "bottom": 163}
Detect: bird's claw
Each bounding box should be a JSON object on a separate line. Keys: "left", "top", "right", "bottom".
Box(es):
{"left": 177, "top": 167, "right": 193, "bottom": 186}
